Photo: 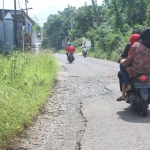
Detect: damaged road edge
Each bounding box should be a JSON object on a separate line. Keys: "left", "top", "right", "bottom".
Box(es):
{"left": 76, "top": 102, "right": 88, "bottom": 150}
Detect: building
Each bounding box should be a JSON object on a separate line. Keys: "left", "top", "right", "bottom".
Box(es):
{"left": 0, "top": 9, "right": 42, "bottom": 52}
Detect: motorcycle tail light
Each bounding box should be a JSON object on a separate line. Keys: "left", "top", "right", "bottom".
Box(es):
{"left": 140, "top": 75, "right": 147, "bottom": 81}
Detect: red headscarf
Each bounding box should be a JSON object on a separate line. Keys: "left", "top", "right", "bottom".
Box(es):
{"left": 128, "top": 34, "right": 140, "bottom": 55}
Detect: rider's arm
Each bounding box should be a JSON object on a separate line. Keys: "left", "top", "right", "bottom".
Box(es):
{"left": 124, "top": 42, "right": 137, "bottom": 66}
{"left": 66, "top": 47, "right": 68, "bottom": 52}
{"left": 121, "top": 43, "right": 130, "bottom": 58}
{"left": 118, "top": 43, "right": 130, "bottom": 63}
{"left": 73, "top": 46, "right": 75, "bottom": 52}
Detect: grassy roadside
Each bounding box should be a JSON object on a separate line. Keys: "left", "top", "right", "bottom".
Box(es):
{"left": 87, "top": 51, "right": 119, "bottom": 61}
{"left": 0, "top": 50, "right": 59, "bottom": 148}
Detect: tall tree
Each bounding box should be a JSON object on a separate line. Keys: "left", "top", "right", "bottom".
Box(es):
{"left": 42, "top": 6, "right": 76, "bottom": 50}
{"left": 71, "top": 4, "right": 95, "bottom": 38}
{"left": 91, "top": 0, "right": 101, "bottom": 26}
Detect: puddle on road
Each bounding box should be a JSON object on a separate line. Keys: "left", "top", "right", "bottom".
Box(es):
{"left": 101, "top": 88, "right": 112, "bottom": 95}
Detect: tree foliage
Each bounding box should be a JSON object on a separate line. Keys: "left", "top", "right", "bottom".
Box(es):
{"left": 42, "top": 6, "right": 76, "bottom": 50}
{"left": 32, "top": 15, "right": 41, "bottom": 34}
{"left": 42, "top": 0, "right": 150, "bottom": 57}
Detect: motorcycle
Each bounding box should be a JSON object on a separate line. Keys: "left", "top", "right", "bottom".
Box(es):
{"left": 67, "top": 52, "right": 75, "bottom": 63}
{"left": 126, "top": 73, "right": 150, "bottom": 116}
{"left": 83, "top": 48, "right": 88, "bottom": 58}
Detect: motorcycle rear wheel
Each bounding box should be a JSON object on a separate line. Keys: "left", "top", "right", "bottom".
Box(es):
{"left": 69, "top": 60, "right": 73, "bottom": 63}
{"left": 140, "top": 99, "right": 148, "bottom": 116}
{"left": 83, "top": 53, "right": 87, "bottom": 58}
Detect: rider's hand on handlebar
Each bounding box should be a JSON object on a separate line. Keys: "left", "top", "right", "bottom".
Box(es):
{"left": 120, "top": 59, "right": 125, "bottom": 64}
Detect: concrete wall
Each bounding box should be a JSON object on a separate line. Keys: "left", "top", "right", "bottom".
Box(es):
{"left": 0, "top": 21, "right": 4, "bottom": 53}
{"left": 31, "top": 30, "right": 41, "bottom": 46}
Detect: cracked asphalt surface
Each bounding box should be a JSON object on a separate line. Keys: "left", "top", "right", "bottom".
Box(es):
{"left": 8, "top": 53, "right": 150, "bottom": 150}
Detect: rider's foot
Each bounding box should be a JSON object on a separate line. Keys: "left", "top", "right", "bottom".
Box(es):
{"left": 116, "top": 96, "right": 126, "bottom": 101}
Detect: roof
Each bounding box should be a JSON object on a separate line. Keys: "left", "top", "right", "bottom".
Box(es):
{"left": 0, "top": 9, "right": 35, "bottom": 25}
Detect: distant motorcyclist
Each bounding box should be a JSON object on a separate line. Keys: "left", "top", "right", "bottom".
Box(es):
{"left": 65, "top": 42, "right": 75, "bottom": 57}
{"left": 82, "top": 42, "right": 87, "bottom": 54}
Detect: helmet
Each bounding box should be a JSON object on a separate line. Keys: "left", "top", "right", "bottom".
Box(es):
{"left": 67, "top": 41, "right": 71, "bottom": 46}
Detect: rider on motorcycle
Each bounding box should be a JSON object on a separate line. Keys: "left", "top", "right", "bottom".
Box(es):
{"left": 82, "top": 42, "right": 87, "bottom": 54}
{"left": 65, "top": 42, "right": 75, "bottom": 57}
{"left": 117, "top": 30, "right": 141, "bottom": 101}
{"left": 120, "top": 28, "right": 150, "bottom": 92}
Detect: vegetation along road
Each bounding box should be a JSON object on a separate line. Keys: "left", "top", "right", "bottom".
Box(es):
{"left": 9, "top": 53, "right": 150, "bottom": 150}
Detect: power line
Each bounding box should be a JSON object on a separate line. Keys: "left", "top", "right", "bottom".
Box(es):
{"left": 37, "top": 18, "right": 48, "bottom": 21}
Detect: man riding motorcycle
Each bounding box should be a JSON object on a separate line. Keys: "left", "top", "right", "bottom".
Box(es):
{"left": 65, "top": 42, "right": 75, "bottom": 57}
{"left": 82, "top": 43, "right": 87, "bottom": 53}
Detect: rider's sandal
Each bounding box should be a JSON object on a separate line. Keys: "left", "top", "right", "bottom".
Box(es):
{"left": 116, "top": 97, "right": 126, "bottom": 101}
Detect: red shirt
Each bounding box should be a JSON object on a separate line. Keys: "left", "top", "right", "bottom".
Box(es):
{"left": 66, "top": 46, "right": 75, "bottom": 52}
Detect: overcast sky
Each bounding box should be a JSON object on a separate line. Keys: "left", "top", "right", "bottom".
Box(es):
{"left": 0, "top": 0, "right": 103, "bottom": 26}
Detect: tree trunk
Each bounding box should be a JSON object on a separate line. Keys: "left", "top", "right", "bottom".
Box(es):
{"left": 91, "top": 0, "right": 100, "bottom": 26}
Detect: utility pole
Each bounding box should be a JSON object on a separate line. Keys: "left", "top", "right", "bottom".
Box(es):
{"left": 2, "top": 0, "right": 4, "bottom": 19}
{"left": 18, "top": 0, "right": 21, "bottom": 10}
{"left": 25, "top": 0, "right": 28, "bottom": 14}
{"left": 14, "top": 0, "right": 18, "bottom": 47}
{"left": 22, "top": 0, "right": 32, "bottom": 14}
{"left": 69, "top": 13, "right": 73, "bottom": 29}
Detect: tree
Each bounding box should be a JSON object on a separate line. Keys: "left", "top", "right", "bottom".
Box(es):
{"left": 42, "top": 6, "right": 76, "bottom": 50}
{"left": 32, "top": 15, "right": 41, "bottom": 34}
{"left": 72, "top": 4, "right": 95, "bottom": 38}
{"left": 91, "top": 0, "right": 101, "bottom": 26}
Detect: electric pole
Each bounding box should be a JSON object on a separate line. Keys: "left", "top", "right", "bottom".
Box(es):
{"left": 14, "top": 0, "right": 18, "bottom": 47}
{"left": 69, "top": 13, "right": 73, "bottom": 29}
{"left": 2, "top": 0, "right": 4, "bottom": 19}
{"left": 21, "top": 0, "right": 32, "bottom": 14}
{"left": 25, "top": 0, "right": 28, "bottom": 14}
{"left": 18, "top": 0, "right": 21, "bottom": 10}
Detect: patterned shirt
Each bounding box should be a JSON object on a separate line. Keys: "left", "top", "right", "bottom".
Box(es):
{"left": 124, "top": 42, "right": 150, "bottom": 78}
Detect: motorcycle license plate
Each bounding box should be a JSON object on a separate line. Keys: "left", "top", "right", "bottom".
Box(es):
{"left": 135, "top": 82, "right": 150, "bottom": 88}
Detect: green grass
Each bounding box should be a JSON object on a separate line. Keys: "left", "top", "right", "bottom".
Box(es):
{"left": 88, "top": 50, "right": 119, "bottom": 61}
{"left": 0, "top": 50, "right": 59, "bottom": 147}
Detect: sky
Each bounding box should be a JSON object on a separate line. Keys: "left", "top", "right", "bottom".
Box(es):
{"left": 0, "top": 0, "right": 103, "bottom": 26}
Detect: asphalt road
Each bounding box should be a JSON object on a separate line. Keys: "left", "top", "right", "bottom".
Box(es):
{"left": 11, "top": 53, "right": 150, "bottom": 150}
{"left": 56, "top": 53, "right": 150, "bottom": 150}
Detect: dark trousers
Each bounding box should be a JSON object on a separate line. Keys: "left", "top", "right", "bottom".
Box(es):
{"left": 120, "top": 63, "right": 130, "bottom": 85}
{"left": 118, "top": 71, "right": 123, "bottom": 92}
{"left": 66, "top": 53, "right": 68, "bottom": 57}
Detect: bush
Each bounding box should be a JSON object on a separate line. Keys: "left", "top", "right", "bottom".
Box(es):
{"left": 0, "top": 50, "right": 59, "bottom": 147}
{"left": 71, "top": 38, "right": 83, "bottom": 47}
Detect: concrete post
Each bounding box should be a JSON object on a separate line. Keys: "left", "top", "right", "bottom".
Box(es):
{"left": 4, "top": 12, "right": 14, "bottom": 53}
{"left": 17, "top": 23, "right": 24, "bottom": 51}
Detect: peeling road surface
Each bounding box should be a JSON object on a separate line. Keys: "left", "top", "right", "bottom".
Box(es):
{"left": 10, "top": 54, "right": 150, "bottom": 150}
